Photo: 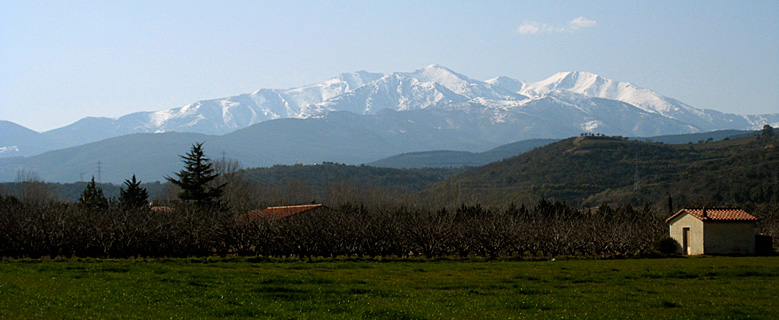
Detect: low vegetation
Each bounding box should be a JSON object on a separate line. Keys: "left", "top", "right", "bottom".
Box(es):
{"left": 1, "top": 257, "right": 777, "bottom": 319}
{"left": 0, "top": 198, "right": 673, "bottom": 259}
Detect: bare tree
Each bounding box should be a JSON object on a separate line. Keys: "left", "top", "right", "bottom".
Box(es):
{"left": 14, "top": 169, "right": 54, "bottom": 204}
{"left": 213, "top": 158, "right": 256, "bottom": 209}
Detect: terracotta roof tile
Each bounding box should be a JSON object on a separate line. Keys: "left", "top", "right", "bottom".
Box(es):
{"left": 666, "top": 207, "right": 757, "bottom": 223}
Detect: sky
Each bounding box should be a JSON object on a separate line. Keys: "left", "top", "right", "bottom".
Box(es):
{"left": 1, "top": 0, "right": 778, "bottom": 132}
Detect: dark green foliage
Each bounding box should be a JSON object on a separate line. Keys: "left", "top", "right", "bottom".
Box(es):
{"left": 656, "top": 236, "right": 679, "bottom": 254}
{"left": 78, "top": 177, "right": 108, "bottom": 209}
{"left": 425, "top": 135, "right": 779, "bottom": 209}
{"left": 244, "top": 162, "right": 461, "bottom": 192}
{"left": 642, "top": 129, "right": 752, "bottom": 144}
{"left": 763, "top": 124, "right": 774, "bottom": 137}
{"left": 0, "top": 180, "right": 168, "bottom": 203}
{"left": 369, "top": 138, "right": 558, "bottom": 168}
{"left": 119, "top": 174, "right": 148, "bottom": 209}
{"left": 166, "top": 142, "right": 225, "bottom": 206}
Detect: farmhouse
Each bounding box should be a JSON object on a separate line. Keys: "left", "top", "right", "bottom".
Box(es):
{"left": 666, "top": 207, "right": 757, "bottom": 255}
{"left": 242, "top": 204, "right": 325, "bottom": 221}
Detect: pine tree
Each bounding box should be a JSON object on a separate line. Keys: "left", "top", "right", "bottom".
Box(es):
{"left": 166, "top": 142, "right": 225, "bottom": 206}
{"left": 79, "top": 176, "right": 108, "bottom": 209}
{"left": 762, "top": 124, "right": 774, "bottom": 137}
{"left": 119, "top": 174, "right": 149, "bottom": 209}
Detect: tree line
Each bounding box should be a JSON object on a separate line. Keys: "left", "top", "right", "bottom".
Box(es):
{"left": 0, "top": 196, "right": 675, "bottom": 258}
{"left": 1, "top": 140, "right": 777, "bottom": 258}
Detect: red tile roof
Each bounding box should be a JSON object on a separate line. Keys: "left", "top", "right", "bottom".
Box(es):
{"left": 666, "top": 207, "right": 757, "bottom": 223}
{"left": 245, "top": 204, "right": 324, "bottom": 221}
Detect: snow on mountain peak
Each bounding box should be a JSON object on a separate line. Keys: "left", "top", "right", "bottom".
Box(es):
{"left": 521, "top": 71, "right": 608, "bottom": 97}
{"left": 516, "top": 71, "right": 750, "bottom": 130}
{"left": 521, "top": 71, "right": 678, "bottom": 114}
{"left": 486, "top": 76, "right": 526, "bottom": 93}
{"left": 397, "top": 65, "right": 524, "bottom": 101}
{"left": 334, "top": 70, "right": 383, "bottom": 90}
{"left": 409, "top": 64, "right": 471, "bottom": 84}
{"left": 28, "top": 65, "right": 777, "bottom": 147}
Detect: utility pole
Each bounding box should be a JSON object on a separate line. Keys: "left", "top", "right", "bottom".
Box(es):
{"left": 97, "top": 161, "right": 103, "bottom": 183}
{"left": 632, "top": 151, "right": 640, "bottom": 193}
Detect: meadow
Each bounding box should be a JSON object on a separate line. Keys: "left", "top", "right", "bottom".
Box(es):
{"left": 1, "top": 256, "right": 777, "bottom": 319}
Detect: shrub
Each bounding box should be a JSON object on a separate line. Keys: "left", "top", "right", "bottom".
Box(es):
{"left": 655, "top": 236, "right": 679, "bottom": 254}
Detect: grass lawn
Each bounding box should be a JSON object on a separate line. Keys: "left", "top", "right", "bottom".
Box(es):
{"left": 1, "top": 256, "right": 777, "bottom": 319}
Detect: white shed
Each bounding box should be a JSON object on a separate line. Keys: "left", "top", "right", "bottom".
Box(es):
{"left": 665, "top": 207, "right": 757, "bottom": 255}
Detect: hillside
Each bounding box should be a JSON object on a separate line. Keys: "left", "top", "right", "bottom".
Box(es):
{"left": 637, "top": 129, "right": 753, "bottom": 144}
{"left": 241, "top": 162, "right": 462, "bottom": 204}
{"left": 368, "top": 139, "right": 558, "bottom": 168}
{"left": 423, "top": 133, "right": 778, "bottom": 210}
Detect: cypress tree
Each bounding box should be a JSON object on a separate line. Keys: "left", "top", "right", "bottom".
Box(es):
{"left": 119, "top": 174, "right": 149, "bottom": 209}
{"left": 165, "top": 142, "right": 225, "bottom": 207}
{"left": 79, "top": 176, "right": 108, "bottom": 209}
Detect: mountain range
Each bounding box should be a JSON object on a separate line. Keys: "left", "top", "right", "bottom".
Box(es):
{"left": 1, "top": 65, "right": 777, "bottom": 183}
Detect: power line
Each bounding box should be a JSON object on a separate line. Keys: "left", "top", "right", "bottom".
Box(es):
{"left": 96, "top": 161, "right": 102, "bottom": 183}
{"left": 633, "top": 150, "right": 640, "bottom": 193}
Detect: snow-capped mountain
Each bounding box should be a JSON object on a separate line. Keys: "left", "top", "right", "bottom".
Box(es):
{"left": 315, "top": 65, "right": 526, "bottom": 115}
{"left": 511, "top": 71, "right": 763, "bottom": 131}
{"left": 127, "top": 66, "right": 775, "bottom": 136}
{"left": 2, "top": 65, "right": 777, "bottom": 161}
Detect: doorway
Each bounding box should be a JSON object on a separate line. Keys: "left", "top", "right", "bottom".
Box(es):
{"left": 682, "top": 227, "right": 691, "bottom": 255}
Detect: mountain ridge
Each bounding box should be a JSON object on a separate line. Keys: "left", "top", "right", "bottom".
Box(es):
{"left": 1, "top": 65, "right": 777, "bottom": 164}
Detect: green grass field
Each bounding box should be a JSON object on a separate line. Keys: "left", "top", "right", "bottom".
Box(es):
{"left": 1, "top": 256, "right": 777, "bottom": 319}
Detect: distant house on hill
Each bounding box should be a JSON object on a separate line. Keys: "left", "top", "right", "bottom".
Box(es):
{"left": 666, "top": 207, "right": 757, "bottom": 255}
{"left": 241, "top": 204, "right": 325, "bottom": 221}
{"left": 150, "top": 205, "right": 173, "bottom": 213}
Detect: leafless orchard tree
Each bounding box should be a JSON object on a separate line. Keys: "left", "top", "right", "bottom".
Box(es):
{"left": 0, "top": 192, "right": 749, "bottom": 259}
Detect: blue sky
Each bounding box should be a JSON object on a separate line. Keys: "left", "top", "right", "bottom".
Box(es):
{"left": 1, "top": 0, "right": 777, "bottom": 132}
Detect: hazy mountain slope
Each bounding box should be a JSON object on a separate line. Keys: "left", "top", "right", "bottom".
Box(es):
{"left": 0, "top": 110, "right": 500, "bottom": 183}
{"left": 369, "top": 138, "right": 558, "bottom": 168}
{"left": 0, "top": 121, "right": 53, "bottom": 158}
{"left": 0, "top": 132, "right": 209, "bottom": 183}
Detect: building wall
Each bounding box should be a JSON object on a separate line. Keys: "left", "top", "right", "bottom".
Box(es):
{"left": 703, "top": 221, "right": 756, "bottom": 255}
{"left": 668, "top": 213, "right": 704, "bottom": 255}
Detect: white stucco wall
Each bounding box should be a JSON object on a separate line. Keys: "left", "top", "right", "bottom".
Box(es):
{"left": 668, "top": 213, "right": 704, "bottom": 255}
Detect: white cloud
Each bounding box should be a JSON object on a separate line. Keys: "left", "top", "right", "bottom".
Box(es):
{"left": 569, "top": 16, "right": 597, "bottom": 30}
{"left": 516, "top": 17, "right": 597, "bottom": 35}
{"left": 517, "top": 21, "right": 541, "bottom": 35}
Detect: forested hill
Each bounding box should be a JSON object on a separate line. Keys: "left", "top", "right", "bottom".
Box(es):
{"left": 243, "top": 162, "right": 465, "bottom": 199}
{"left": 368, "top": 139, "right": 558, "bottom": 169}
{"left": 422, "top": 133, "right": 779, "bottom": 210}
